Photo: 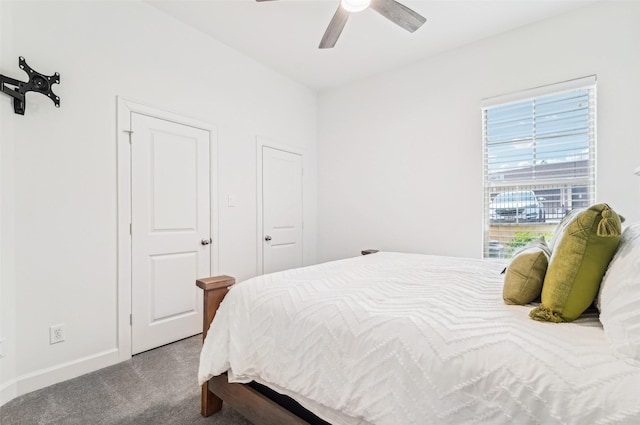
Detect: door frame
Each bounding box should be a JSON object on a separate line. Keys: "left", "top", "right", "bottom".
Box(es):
{"left": 255, "top": 136, "right": 304, "bottom": 275}
{"left": 117, "top": 97, "right": 218, "bottom": 362}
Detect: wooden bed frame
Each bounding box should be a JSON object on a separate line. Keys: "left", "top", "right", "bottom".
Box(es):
{"left": 196, "top": 276, "right": 329, "bottom": 425}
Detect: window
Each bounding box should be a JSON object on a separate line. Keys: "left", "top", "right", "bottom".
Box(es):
{"left": 482, "top": 76, "right": 596, "bottom": 259}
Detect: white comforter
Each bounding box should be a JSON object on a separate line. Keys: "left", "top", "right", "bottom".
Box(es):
{"left": 198, "top": 252, "right": 640, "bottom": 425}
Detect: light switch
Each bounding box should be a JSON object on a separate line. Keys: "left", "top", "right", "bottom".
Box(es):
{"left": 228, "top": 195, "right": 236, "bottom": 207}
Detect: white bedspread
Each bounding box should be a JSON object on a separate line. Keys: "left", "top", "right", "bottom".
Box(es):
{"left": 198, "top": 252, "right": 640, "bottom": 425}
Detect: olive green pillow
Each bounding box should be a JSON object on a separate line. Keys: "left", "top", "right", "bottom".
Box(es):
{"left": 503, "top": 237, "right": 551, "bottom": 305}
{"left": 548, "top": 208, "right": 582, "bottom": 250}
{"left": 530, "top": 203, "right": 622, "bottom": 323}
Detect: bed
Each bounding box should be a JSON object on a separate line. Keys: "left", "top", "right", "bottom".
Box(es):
{"left": 196, "top": 224, "right": 640, "bottom": 424}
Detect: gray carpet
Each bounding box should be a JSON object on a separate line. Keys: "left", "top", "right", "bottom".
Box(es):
{"left": 0, "top": 336, "right": 252, "bottom": 425}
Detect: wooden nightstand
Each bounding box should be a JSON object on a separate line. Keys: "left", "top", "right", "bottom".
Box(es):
{"left": 361, "top": 249, "right": 379, "bottom": 256}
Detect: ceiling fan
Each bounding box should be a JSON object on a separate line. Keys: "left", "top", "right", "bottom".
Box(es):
{"left": 256, "top": 0, "right": 427, "bottom": 49}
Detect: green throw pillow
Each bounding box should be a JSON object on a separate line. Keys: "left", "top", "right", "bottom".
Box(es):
{"left": 548, "top": 208, "right": 582, "bottom": 251}
{"left": 503, "top": 237, "right": 551, "bottom": 305}
{"left": 530, "top": 203, "right": 622, "bottom": 323}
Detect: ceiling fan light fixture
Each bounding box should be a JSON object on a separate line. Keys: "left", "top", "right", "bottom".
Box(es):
{"left": 340, "top": 0, "right": 370, "bottom": 13}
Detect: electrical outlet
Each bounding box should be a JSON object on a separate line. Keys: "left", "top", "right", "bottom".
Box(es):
{"left": 50, "top": 324, "right": 65, "bottom": 344}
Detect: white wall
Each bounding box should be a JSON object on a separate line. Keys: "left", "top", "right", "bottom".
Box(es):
{"left": 317, "top": 1, "right": 640, "bottom": 262}
{"left": 0, "top": 0, "right": 19, "bottom": 404}
{"left": 0, "top": 1, "right": 317, "bottom": 403}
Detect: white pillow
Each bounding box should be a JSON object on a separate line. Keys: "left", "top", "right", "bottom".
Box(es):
{"left": 599, "top": 223, "right": 640, "bottom": 363}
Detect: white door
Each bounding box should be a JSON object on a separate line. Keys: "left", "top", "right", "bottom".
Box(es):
{"left": 262, "top": 146, "right": 303, "bottom": 274}
{"left": 131, "top": 113, "right": 211, "bottom": 354}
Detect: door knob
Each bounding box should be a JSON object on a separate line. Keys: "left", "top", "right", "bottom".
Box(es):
{"left": 201, "top": 238, "right": 212, "bottom": 246}
{"left": 264, "top": 235, "right": 272, "bottom": 242}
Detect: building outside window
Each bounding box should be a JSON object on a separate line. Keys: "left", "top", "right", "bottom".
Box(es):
{"left": 482, "top": 76, "right": 597, "bottom": 259}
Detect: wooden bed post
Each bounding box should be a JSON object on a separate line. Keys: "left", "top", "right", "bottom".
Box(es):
{"left": 196, "top": 275, "right": 235, "bottom": 417}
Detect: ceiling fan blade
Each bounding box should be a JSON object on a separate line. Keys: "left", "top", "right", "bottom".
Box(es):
{"left": 319, "top": 6, "right": 349, "bottom": 49}
{"left": 370, "top": 0, "right": 426, "bottom": 33}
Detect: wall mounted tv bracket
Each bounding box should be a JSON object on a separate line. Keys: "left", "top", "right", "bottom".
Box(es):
{"left": 0, "top": 56, "right": 60, "bottom": 115}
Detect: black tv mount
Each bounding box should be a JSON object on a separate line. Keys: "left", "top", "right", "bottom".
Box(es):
{"left": 0, "top": 56, "right": 60, "bottom": 115}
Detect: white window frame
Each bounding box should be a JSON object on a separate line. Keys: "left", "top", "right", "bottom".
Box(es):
{"left": 481, "top": 76, "right": 597, "bottom": 259}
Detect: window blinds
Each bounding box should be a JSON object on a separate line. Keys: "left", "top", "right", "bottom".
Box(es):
{"left": 481, "top": 76, "right": 596, "bottom": 259}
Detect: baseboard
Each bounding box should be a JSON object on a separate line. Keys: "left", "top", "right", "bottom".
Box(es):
{"left": 0, "top": 378, "right": 18, "bottom": 406}
{"left": 1, "top": 348, "right": 120, "bottom": 406}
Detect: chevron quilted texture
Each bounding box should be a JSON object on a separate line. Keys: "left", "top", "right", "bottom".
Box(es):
{"left": 199, "top": 252, "right": 640, "bottom": 425}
